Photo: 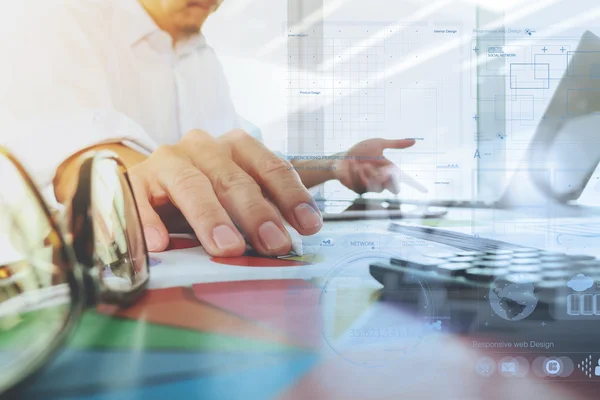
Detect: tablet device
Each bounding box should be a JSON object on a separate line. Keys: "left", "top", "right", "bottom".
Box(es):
{"left": 318, "top": 198, "right": 447, "bottom": 221}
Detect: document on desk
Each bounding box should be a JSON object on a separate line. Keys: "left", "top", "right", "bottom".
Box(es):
{"left": 147, "top": 228, "right": 462, "bottom": 289}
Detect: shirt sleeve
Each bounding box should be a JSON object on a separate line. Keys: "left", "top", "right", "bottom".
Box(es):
{"left": 0, "top": 110, "right": 157, "bottom": 187}
{"left": 0, "top": 1, "right": 157, "bottom": 190}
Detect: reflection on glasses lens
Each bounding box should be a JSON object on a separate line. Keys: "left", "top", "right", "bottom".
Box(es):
{"left": 0, "top": 153, "right": 73, "bottom": 391}
{"left": 91, "top": 159, "right": 148, "bottom": 294}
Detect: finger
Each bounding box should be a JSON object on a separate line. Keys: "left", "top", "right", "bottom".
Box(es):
{"left": 377, "top": 165, "right": 400, "bottom": 194}
{"left": 153, "top": 146, "right": 247, "bottom": 257}
{"left": 370, "top": 139, "right": 417, "bottom": 166}
{"left": 128, "top": 171, "right": 169, "bottom": 252}
{"left": 155, "top": 203, "right": 194, "bottom": 234}
{"left": 379, "top": 138, "right": 416, "bottom": 150}
{"left": 135, "top": 176, "right": 195, "bottom": 233}
{"left": 360, "top": 163, "right": 385, "bottom": 193}
{"left": 181, "top": 131, "right": 293, "bottom": 256}
{"left": 357, "top": 164, "right": 383, "bottom": 194}
{"left": 220, "top": 130, "right": 322, "bottom": 237}
{"left": 383, "top": 174, "right": 400, "bottom": 194}
{"left": 353, "top": 138, "right": 416, "bottom": 167}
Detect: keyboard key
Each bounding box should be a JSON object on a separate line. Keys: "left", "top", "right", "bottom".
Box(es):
{"left": 512, "top": 253, "right": 541, "bottom": 259}
{"left": 540, "top": 256, "right": 569, "bottom": 263}
{"left": 540, "top": 270, "right": 571, "bottom": 280}
{"left": 540, "top": 262, "right": 569, "bottom": 270}
{"left": 573, "top": 260, "right": 600, "bottom": 270}
{"left": 540, "top": 251, "right": 565, "bottom": 257}
{"left": 474, "top": 260, "right": 511, "bottom": 269}
{"left": 512, "top": 248, "right": 538, "bottom": 253}
{"left": 448, "top": 256, "right": 478, "bottom": 263}
{"left": 482, "top": 255, "right": 512, "bottom": 261}
{"left": 567, "top": 254, "right": 596, "bottom": 262}
{"left": 511, "top": 258, "right": 541, "bottom": 265}
{"left": 485, "top": 249, "right": 514, "bottom": 256}
{"left": 509, "top": 265, "right": 542, "bottom": 274}
{"left": 425, "top": 251, "right": 457, "bottom": 259}
{"left": 465, "top": 267, "right": 509, "bottom": 282}
{"left": 390, "top": 258, "right": 444, "bottom": 271}
{"left": 455, "top": 251, "right": 485, "bottom": 257}
{"left": 436, "top": 263, "right": 471, "bottom": 276}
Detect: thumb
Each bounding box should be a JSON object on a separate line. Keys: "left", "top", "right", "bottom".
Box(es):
{"left": 380, "top": 138, "right": 416, "bottom": 150}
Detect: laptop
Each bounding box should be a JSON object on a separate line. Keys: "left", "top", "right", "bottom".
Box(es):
{"left": 357, "top": 30, "right": 600, "bottom": 211}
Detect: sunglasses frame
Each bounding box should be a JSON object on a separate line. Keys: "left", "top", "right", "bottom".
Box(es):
{"left": 1, "top": 148, "right": 149, "bottom": 396}
{"left": 71, "top": 150, "right": 150, "bottom": 306}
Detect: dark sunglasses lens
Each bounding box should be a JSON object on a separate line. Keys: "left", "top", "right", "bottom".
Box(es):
{"left": 0, "top": 154, "right": 73, "bottom": 391}
{"left": 91, "top": 159, "right": 148, "bottom": 293}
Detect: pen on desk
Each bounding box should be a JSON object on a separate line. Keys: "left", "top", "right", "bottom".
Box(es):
{"left": 285, "top": 225, "right": 304, "bottom": 256}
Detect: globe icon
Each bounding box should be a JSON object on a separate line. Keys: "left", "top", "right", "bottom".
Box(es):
{"left": 489, "top": 274, "right": 538, "bottom": 321}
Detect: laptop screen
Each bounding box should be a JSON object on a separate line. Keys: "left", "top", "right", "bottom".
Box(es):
{"left": 499, "top": 30, "right": 600, "bottom": 206}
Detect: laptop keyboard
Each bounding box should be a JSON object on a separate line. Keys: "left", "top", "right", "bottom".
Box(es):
{"left": 371, "top": 223, "right": 600, "bottom": 318}
{"left": 386, "top": 223, "right": 534, "bottom": 252}
{"left": 528, "top": 222, "right": 600, "bottom": 236}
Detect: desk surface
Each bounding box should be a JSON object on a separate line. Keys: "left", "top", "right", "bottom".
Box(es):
{"left": 19, "top": 212, "right": 600, "bottom": 399}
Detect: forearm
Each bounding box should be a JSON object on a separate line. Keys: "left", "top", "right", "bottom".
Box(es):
{"left": 292, "top": 157, "right": 337, "bottom": 189}
{"left": 53, "top": 143, "right": 147, "bottom": 203}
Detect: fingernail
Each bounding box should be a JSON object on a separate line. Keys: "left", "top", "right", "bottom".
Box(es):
{"left": 144, "top": 226, "right": 162, "bottom": 252}
{"left": 212, "top": 225, "right": 242, "bottom": 250}
{"left": 258, "top": 221, "right": 289, "bottom": 251}
{"left": 294, "top": 203, "right": 322, "bottom": 230}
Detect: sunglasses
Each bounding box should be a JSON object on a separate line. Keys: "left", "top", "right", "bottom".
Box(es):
{"left": 0, "top": 148, "right": 149, "bottom": 395}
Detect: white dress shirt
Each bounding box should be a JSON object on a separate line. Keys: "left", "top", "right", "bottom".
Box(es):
{"left": 0, "top": 0, "right": 256, "bottom": 192}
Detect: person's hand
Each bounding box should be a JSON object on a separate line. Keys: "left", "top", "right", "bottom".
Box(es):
{"left": 332, "top": 138, "right": 427, "bottom": 194}
{"left": 128, "top": 129, "right": 323, "bottom": 257}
